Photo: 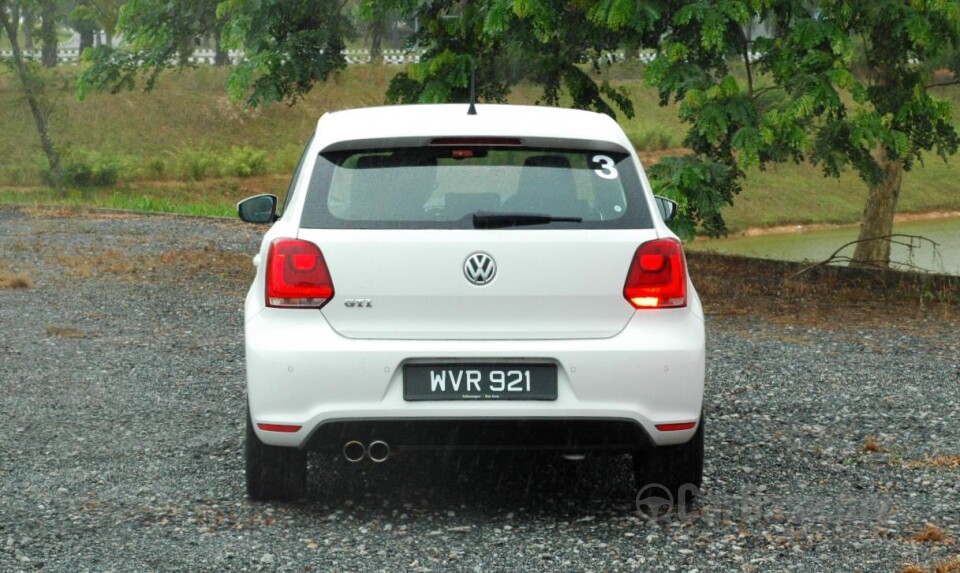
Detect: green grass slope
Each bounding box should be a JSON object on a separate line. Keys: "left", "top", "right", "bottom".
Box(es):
{"left": 2, "top": 62, "right": 960, "bottom": 229}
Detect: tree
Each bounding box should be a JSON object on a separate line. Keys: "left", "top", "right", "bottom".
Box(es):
{"left": 79, "top": 0, "right": 352, "bottom": 107}
{"left": 0, "top": 0, "right": 65, "bottom": 194}
{"left": 21, "top": 4, "right": 35, "bottom": 50}
{"left": 91, "top": 0, "right": 124, "bottom": 47}
{"left": 64, "top": 0, "right": 126, "bottom": 51}
{"left": 386, "top": 0, "right": 637, "bottom": 118}
{"left": 75, "top": 1, "right": 960, "bottom": 269}
{"left": 68, "top": 0, "right": 99, "bottom": 53}
{"left": 38, "top": 0, "right": 58, "bottom": 67}
{"left": 358, "top": 0, "right": 415, "bottom": 65}
{"left": 618, "top": 0, "right": 960, "bottom": 267}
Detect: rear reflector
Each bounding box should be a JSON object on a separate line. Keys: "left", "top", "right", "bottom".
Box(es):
{"left": 656, "top": 422, "right": 697, "bottom": 432}
{"left": 624, "top": 238, "right": 688, "bottom": 309}
{"left": 257, "top": 423, "right": 302, "bottom": 433}
{"left": 266, "top": 238, "right": 334, "bottom": 308}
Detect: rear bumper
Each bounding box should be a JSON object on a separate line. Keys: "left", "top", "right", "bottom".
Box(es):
{"left": 245, "top": 306, "right": 705, "bottom": 450}
{"left": 303, "top": 418, "right": 652, "bottom": 453}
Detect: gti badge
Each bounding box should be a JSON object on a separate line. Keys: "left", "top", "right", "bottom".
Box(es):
{"left": 344, "top": 299, "right": 372, "bottom": 308}
{"left": 464, "top": 252, "right": 496, "bottom": 286}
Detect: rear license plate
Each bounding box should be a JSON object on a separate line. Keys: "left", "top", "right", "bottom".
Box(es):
{"left": 403, "top": 364, "right": 558, "bottom": 401}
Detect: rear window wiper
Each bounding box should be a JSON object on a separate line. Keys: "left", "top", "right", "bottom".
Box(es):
{"left": 472, "top": 212, "right": 583, "bottom": 229}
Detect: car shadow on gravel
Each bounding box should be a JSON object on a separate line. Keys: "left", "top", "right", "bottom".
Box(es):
{"left": 298, "top": 451, "right": 639, "bottom": 517}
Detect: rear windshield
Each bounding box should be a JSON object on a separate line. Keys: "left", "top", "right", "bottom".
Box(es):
{"left": 300, "top": 146, "right": 653, "bottom": 229}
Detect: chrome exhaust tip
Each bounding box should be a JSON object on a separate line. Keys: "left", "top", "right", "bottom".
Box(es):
{"left": 367, "top": 440, "right": 390, "bottom": 463}
{"left": 343, "top": 440, "right": 366, "bottom": 463}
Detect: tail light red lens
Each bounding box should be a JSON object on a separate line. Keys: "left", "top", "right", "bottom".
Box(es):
{"left": 624, "top": 238, "right": 687, "bottom": 309}
{"left": 266, "top": 238, "right": 334, "bottom": 308}
{"left": 257, "top": 423, "right": 302, "bottom": 433}
{"left": 656, "top": 422, "right": 697, "bottom": 432}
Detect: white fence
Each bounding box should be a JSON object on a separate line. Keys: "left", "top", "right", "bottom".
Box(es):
{"left": 0, "top": 48, "right": 424, "bottom": 66}
{"left": 0, "top": 48, "right": 689, "bottom": 66}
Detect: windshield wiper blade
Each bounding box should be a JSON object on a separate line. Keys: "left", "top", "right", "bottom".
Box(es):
{"left": 472, "top": 212, "right": 583, "bottom": 229}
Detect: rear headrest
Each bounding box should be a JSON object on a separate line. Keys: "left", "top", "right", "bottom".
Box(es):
{"left": 356, "top": 154, "right": 438, "bottom": 169}
{"left": 356, "top": 155, "right": 401, "bottom": 169}
{"left": 523, "top": 155, "right": 571, "bottom": 169}
{"left": 347, "top": 154, "right": 437, "bottom": 220}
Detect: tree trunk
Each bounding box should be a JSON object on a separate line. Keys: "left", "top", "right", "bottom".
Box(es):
{"left": 214, "top": 22, "right": 229, "bottom": 65}
{"left": 369, "top": 23, "right": 384, "bottom": 65}
{"left": 851, "top": 148, "right": 903, "bottom": 268}
{"left": 23, "top": 8, "right": 35, "bottom": 51}
{"left": 40, "top": 2, "right": 58, "bottom": 68}
{"left": 178, "top": 38, "right": 194, "bottom": 65}
{"left": 79, "top": 29, "right": 94, "bottom": 53}
{"left": 0, "top": 3, "right": 65, "bottom": 196}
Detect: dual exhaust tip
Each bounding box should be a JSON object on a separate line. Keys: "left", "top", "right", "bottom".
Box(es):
{"left": 343, "top": 440, "right": 390, "bottom": 463}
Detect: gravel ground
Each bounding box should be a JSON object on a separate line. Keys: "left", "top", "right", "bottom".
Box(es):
{"left": 1, "top": 205, "right": 958, "bottom": 572}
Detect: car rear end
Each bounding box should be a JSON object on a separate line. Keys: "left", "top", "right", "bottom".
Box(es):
{"left": 241, "top": 104, "right": 705, "bottom": 500}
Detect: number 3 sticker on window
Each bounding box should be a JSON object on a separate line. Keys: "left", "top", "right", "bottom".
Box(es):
{"left": 592, "top": 155, "right": 618, "bottom": 180}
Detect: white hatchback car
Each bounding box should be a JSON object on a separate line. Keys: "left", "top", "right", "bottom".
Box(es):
{"left": 237, "top": 104, "right": 705, "bottom": 501}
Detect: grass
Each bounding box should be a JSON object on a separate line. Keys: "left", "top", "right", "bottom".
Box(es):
{"left": 0, "top": 173, "right": 290, "bottom": 218}
{"left": 724, "top": 158, "right": 960, "bottom": 233}
{"left": 45, "top": 326, "right": 85, "bottom": 338}
{"left": 2, "top": 62, "right": 960, "bottom": 228}
{"left": 863, "top": 435, "right": 887, "bottom": 453}
{"left": 0, "top": 272, "right": 32, "bottom": 288}
{"left": 48, "top": 243, "right": 253, "bottom": 284}
{"left": 903, "top": 558, "right": 960, "bottom": 573}
{"left": 903, "top": 453, "right": 960, "bottom": 469}
{"left": 0, "top": 188, "right": 235, "bottom": 217}
{"left": 687, "top": 250, "right": 959, "bottom": 321}
{"left": 0, "top": 65, "right": 399, "bottom": 180}
{"left": 909, "top": 524, "right": 955, "bottom": 545}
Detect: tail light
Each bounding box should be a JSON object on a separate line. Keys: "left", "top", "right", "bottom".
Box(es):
{"left": 265, "top": 238, "right": 334, "bottom": 308}
{"left": 624, "top": 238, "right": 687, "bottom": 309}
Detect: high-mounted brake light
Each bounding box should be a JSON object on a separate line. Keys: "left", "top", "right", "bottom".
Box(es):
{"left": 265, "top": 238, "right": 334, "bottom": 308}
{"left": 624, "top": 238, "right": 687, "bottom": 309}
{"left": 430, "top": 137, "right": 522, "bottom": 146}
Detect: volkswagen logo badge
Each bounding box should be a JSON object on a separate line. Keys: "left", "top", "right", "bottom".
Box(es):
{"left": 464, "top": 252, "right": 496, "bottom": 286}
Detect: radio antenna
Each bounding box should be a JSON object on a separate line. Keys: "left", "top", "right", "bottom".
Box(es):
{"left": 467, "top": 60, "right": 477, "bottom": 115}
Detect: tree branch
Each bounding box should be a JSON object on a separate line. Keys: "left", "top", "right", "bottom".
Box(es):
{"left": 925, "top": 78, "right": 960, "bottom": 90}
{"left": 791, "top": 234, "right": 941, "bottom": 278}
{"left": 751, "top": 85, "right": 783, "bottom": 99}
{"left": 740, "top": 26, "right": 754, "bottom": 98}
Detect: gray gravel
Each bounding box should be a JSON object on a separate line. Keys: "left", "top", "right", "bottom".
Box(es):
{"left": 1, "top": 205, "right": 958, "bottom": 572}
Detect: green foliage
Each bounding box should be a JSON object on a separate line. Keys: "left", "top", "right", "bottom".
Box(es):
{"left": 172, "top": 146, "right": 270, "bottom": 181}
{"left": 44, "top": 148, "right": 124, "bottom": 187}
{"left": 78, "top": 0, "right": 352, "bottom": 107}
{"left": 632, "top": 127, "right": 675, "bottom": 151}
{"left": 387, "top": 3, "right": 515, "bottom": 106}
{"left": 37, "top": 145, "right": 273, "bottom": 185}
{"left": 223, "top": 145, "right": 268, "bottom": 178}
{"left": 648, "top": 154, "right": 742, "bottom": 239}
{"left": 644, "top": 0, "right": 960, "bottom": 239}
{"left": 174, "top": 149, "right": 219, "bottom": 181}
{"left": 143, "top": 158, "right": 167, "bottom": 180}
{"left": 70, "top": 0, "right": 960, "bottom": 246}
{"left": 387, "top": 0, "right": 635, "bottom": 118}
{"left": 77, "top": 0, "right": 223, "bottom": 99}
{"left": 68, "top": 4, "right": 101, "bottom": 39}
{"left": 219, "top": 0, "right": 352, "bottom": 106}
{"left": 357, "top": 0, "right": 419, "bottom": 57}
